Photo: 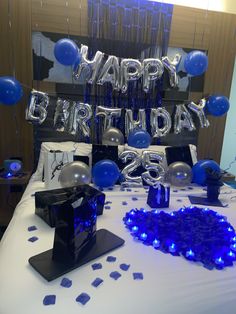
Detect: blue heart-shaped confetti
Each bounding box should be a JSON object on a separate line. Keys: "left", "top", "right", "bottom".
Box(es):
{"left": 123, "top": 206, "right": 236, "bottom": 270}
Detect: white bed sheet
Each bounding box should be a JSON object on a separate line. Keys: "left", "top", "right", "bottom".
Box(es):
{"left": 1, "top": 177, "right": 236, "bottom": 314}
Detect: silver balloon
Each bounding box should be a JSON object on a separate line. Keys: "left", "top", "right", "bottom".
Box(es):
{"left": 174, "top": 104, "right": 196, "bottom": 134}
{"left": 54, "top": 98, "right": 70, "bottom": 132}
{"left": 166, "top": 161, "right": 192, "bottom": 187}
{"left": 75, "top": 102, "right": 92, "bottom": 137}
{"left": 96, "top": 106, "right": 122, "bottom": 131}
{"left": 120, "top": 59, "right": 143, "bottom": 93}
{"left": 25, "top": 90, "right": 49, "bottom": 125}
{"left": 162, "top": 54, "right": 181, "bottom": 88}
{"left": 73, "top": 45, "right": 104, "bottom": 84}
{"left": 125, "top": 109, "right": 146, "bottom": 137}
{"left": 59, "top": 161, "right": 91, "bottom": 188}
{"left": 142, "top": 150, "right": 165, "bottom": 187}
{"left": 119, "top": 150, "right": 143, "bottom": 187}
{"left": 97, "top": 55, "right": 120, "bottom": 90}
{"left": 102, "top": 127, "right": 124, "bottom": 146}
{"left": 143, "top": 58, "right": 164, "bottom": 93}
{"left": 188, "top": 98, "right": 210, "bottom": 128}
{"left": 150, "top": 108, "right": 172, "bottom": 138}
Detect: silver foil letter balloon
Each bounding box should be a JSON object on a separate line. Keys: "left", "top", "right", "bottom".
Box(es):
{"left": 68, "top": 102, "right": 92, "bottom": 137}
{"left": 25, "top": 90, "right": 49, "bottom": 125}
{"left": 120, "top": 59, "right": 143, "bottom": 93}
{"left": 125, "top": 109, "right": 146, "bottom": 137}
{"left": 119, "top": 150, "right": 143, "bottom": 187}
{"left": 188, "top": 98, "right": 210, "bottom": 128}
{"left": 54, "top": 98, "right": 71, "bottom": 132}
{"left": 150, "top": 108, "right": 172, "bottom": 138}
{"left": 73, "top": 45, "right": 104, "bottom": 84}
{"left": 141, "top": 150, "right": 165, "bottom": 187}
{"left": 162, "top": 54, "right": 181, "bottom": 88}
{"left": 97, "top": 55, "right": 120, "bottom": 90}
{"left": 174, "top": 104, "right": 196, "bottom": 134}
{"left": 96, "top": 106, "right": 122, "bottom": 131}
{"left": 143, "top": 58, "right": 164, "bottom": 93}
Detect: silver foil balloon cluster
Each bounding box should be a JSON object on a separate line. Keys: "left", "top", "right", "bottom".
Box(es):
{"left": 72, "top": 44, "right": 181, "bottom": 93}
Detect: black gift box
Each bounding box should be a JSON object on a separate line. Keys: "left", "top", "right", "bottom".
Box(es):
{"left": 35, "top": 185, "right": 105, "bottom": 227}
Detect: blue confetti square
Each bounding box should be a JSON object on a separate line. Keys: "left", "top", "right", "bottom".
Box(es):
{"left": 120, "top": 263, "right": 130, "bottom": 271}
{"left": 28, "top": 225, "right": 37, "bottom": 232}
{"left": 76, "top": 293, "right": 90, "bottom": 305}
{"left": 105, "top": 201, "right": 112, "bottom": 205}
{"left": 173, "top": 190, "right": 178, "bottom": 193}
{"left": 122, "top": 201, "right": 128, "bottom": 206}
{"left": 106, "top": 256, "right": 116, "bottom": 262}
{"left": 126, "top": 188, "right": 132, "bottom": 192}
{"left": 60, "top": 277, "right": 72, "bottom": 288}
{"left": 177, "top": 199, "right": 182, "bottom": 202}
{"left": 92, "top": 263, "right": 102, "bottom": 270}
{"left": 110, "top": 271, "right": 121, "bottom": 280}
{"left": 91, "top": 277, "right": 104, "bottom": 287}
{"left": 132, "top": 197, "right": 138, "bottom": 201}
{"left": 133, "top": 272, "right": 143, "bottom": 280}
{"left": 108, "top": 187, "right": 113, "bottom": 191}
{"left": 188, "top": 187, "right": 193, "bottom": 190}
{"left": 43, "top": 295, "right": 56, "bottom": 306}
{"left": 28, "top": 236, "right": 38, "bottom": 243}
{"left": 105, "top": 206, "right": 111, "bottom": 210}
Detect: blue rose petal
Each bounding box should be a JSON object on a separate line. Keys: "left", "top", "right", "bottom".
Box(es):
{"left": 76, "top": 293, "right": 90, "bottom": 305}
{"left": 43, "top": 295, "right": 56, "bottom": 306}
{"left": 28, "top": 225, "right": 37, "bottom": 232}
{"left": 60, "top": 277, "right": 72, "bottom": 288}
{"left": 92, "top": 263, "right": 102, "bottom": 270}
{"left": 133, "top": 272, "right": 144, "bottom": 280}
{"left": 110, "top": 271, "right": 121, "bottom": 280}
{"left": 120, "top": 263, "right": 130, "bottom": 271}
{"left": 106, "top": 256, "right": 116, "bottom": 262}
{"left": 28, "top": 236, "right": 38, "bottom": 243}
{"left": 91, "top": 277, "right": 104, "bottom": 287}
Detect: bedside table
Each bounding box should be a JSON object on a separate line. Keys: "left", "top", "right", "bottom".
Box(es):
{"left": 0, "top": 172, "right": 31, "bottom": 226}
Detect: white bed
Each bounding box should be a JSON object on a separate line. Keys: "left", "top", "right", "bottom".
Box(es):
{"left": 1, "top": 170, "right": 236, "bottom": 314}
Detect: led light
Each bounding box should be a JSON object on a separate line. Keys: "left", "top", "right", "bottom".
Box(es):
{"left": 170, "top": 212, "right": 175, "bottom": 216}
{"left": 186, "top": 249, "right": 195, "bottom": 258}
{"left": 130, "top": 210, "right": 135, "bottom": 215}
{"left": 126, "top": 218, "right": 132, "bottom": 225}
{"left": 140, "top": 233, "right": 147, "bottom": 241}
{"left": 231, "top": 243, "right": 236, "bottom": 251}
{"left": 132, "top": 226, "right": 138, "bottom": 233}
{"left": 228, "top": 227, "right": 233, "bottom": 232}
{"left": 154, "top": 210, "right": 159, "bottom": 214}
{"left": 219, "top": 219, "right": 225, "bottom": 222}
{"left": 231, "top": 236, "right": 236, "bottom": 242}
{"left": 228, "top": 251, "right": 235, "bottom": 258}
{"left": 6, "top": 172, "right": 12, "bottom": 178}
{"left": 204, "top": 208, "right": 209, "bottom": 212}
{"left": 215, "top": 257, "right": 224, "bottom": 265}
{"left": 153, "top": 239, "right": 160, "bottom": 248}
{"left": 169, "top": 243, "right": 176, "bottom": 253}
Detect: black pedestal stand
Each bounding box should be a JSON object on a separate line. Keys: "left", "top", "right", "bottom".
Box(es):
{"left": 29, "top": 184, "right": 125, "bottom": 281}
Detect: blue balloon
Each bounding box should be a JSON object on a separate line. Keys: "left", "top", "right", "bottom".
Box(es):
{"left": 128, "top": 129, "right": 151, "bottom": 149}
{"left": 92, "top": 159, "right": 120, "bottom": 188}
{"left": 206, "top": 95, "right": 230, "bottom": 117}
{"left": 0, "top": 76, "right": 23, "bottom": 105}
{"left": 184, "top": 51, "right": 208, "bottom": 76}
{"left": 54, "top": 38, "right": 78, "bottom": 66}
{"left": 192, "top": 160, "right": 220, "bottom": 185}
